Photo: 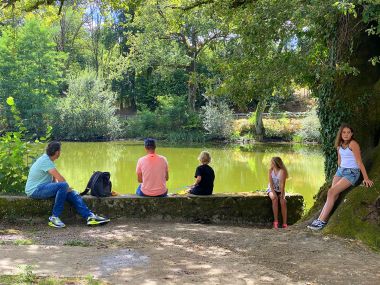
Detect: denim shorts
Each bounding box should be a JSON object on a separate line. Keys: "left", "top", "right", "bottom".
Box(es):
{"left": 335, "top": 167, "right": 360, "bottom": 185}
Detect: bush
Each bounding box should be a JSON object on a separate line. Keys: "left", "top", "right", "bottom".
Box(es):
{"left": 201, "top": 99, "right": 234, "bottom": 139}
{"left": 124, "top": 95, "right": 202, "bottom": 141}
{"left": 232, "top": 119, "right": 254, "bottom": 137}
{"left": 264, "top": 117, "right": 301, "bottom": 141}
{"left": 295, "top": 109, "right": 321, "bottom": 142}
{"left": 0, "top": 97, "right": 32, "bottom": 193}
{"left": 52, "top": 72, "right": 121, "bottom": 141}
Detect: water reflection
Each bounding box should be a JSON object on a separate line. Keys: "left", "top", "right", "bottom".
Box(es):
{"left": 34, "top": 142, "right": 325, "bottom": 209}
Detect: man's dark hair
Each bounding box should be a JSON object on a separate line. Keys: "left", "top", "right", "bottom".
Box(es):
{"left": 46, "top": 141, "right": 61, "bottom": 156}
{"left": 144, "top": 138, "right": 156, "bottom": 150}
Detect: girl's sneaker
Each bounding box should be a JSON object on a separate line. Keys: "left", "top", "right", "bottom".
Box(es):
{"left": 307, "top": 219, "right": 327, "bottom": 230}
{"left": 48, "top": 216, "right": 66, "bottom": 228}
{"left": 282, "top": 224, "right": 288, "bottom": 229}
{"left": 273, "top": 221, "right": 279, "bottom": 229}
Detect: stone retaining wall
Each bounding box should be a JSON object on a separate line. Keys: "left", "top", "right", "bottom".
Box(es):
{"left": 0, "top": 193, "right": 304, "bottom": 225}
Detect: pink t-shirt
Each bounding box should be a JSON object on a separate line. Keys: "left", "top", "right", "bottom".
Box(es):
{"left": 136, "top": 153, "right": 168, "bottom": 196}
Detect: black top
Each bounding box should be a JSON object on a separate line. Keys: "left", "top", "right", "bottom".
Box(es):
{"left": 190, "top": 164, "right": 215, "bottom": 195}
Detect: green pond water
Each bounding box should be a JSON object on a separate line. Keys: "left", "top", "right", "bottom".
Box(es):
{"left": 47, "top": 142, "right": 325, "bottom": 209}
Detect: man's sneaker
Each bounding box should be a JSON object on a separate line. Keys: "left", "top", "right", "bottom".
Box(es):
{"left": 307, "top": 219, "right": 327, "bottom": 231}
{"left": 48, "top": 216, "right": 66, "bottom": 228}
{"left": 87, "top": 214, "right": 110, "bottom": 226}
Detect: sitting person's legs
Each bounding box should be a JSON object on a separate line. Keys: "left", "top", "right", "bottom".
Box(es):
{"left": 65, "top": 190, "right": 92, "bottom": 219}
{"left": 136, "top": 184, "right": 167, "bottom": 197}
{"left": 31, "top": 182, "right": 69, "bottom": 218}
{"left": 136, "top": 184, "right": 145, "bottom": 196}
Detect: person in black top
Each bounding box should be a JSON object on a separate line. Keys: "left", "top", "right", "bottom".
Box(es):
{"left": 188, "top": 151, "right": 215, "bottom": 195}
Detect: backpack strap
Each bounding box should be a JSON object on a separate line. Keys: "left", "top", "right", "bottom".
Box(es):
{"left": 80, "top": 171, "right": 102, "bottom": 196}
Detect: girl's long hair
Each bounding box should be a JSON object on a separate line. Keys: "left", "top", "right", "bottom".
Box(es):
{"left": 271, "top": 157, "right": 289, "bottom": 178}
{"left": 334, "top": 123, "right": 355, "bottom": 148}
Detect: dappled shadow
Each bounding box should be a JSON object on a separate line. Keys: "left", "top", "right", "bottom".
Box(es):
{"left": 0, "top": 221, "right": 379, "bottom": 284}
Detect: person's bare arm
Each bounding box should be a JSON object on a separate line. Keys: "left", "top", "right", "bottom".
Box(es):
{"left": 192, "top": 176, "right": 201, "bottom": 187}
{"left": 48, "top": 169, "right": 72, "bottom": 191}
{"left": 48, "top": 168, "right": 66, "bottom": 182}
{"left": 350, "top": 141, "right": 374, "bottom": 187}
{"left": 337, "top": 147, "right": 341, "bottom": 167}
{"left": 137, "top": 172, "right": 143, "bottom": 183}
{"left": 278, "top": 170, "right": 287, "bottom": 200}
{"left": 268, "top": 168, "right": 276, "bottom": 194}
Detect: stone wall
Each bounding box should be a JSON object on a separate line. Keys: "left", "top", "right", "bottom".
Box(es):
{"left": 0, "top": 193, "right": 304, "bottom": 225}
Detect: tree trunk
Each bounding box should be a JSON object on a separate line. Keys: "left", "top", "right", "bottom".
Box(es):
{"left": 187, "top": 60, "right": 197, "bottom": 111}
{"left": 255, "top": 99, "right": 267, "bottom": 141}
{"left": 187, "top": 28, "right": 198, "bottom": 111}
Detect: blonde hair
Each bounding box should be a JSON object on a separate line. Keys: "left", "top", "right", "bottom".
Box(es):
{"left": 271, "top": 157, "right": 288, "bottom": 178}
{"left": 334, "top": 123, "right": 355, "bottom": 148}
{"left": 198, "top": 151, "right": 211, "bottom": 164}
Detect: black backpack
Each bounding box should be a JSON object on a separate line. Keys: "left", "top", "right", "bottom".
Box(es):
{"left": 80, "top": 171, "right": 112, "bottom": 197}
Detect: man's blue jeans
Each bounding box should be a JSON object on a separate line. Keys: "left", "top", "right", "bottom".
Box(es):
{"left": 30, "top": 182, "right": 92, "bottom": 218}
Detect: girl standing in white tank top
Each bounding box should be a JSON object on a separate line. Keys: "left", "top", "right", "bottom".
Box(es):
{"left": 308, "top": 124, "right": 374, "bottom": 230}
{"left": 267, "top": 157, "right": 288, "bottom": 229}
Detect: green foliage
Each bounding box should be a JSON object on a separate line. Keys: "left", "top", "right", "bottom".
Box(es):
{"left": 295, "top": 109, "right": 321, "bottom": 143}
{"left": 0, "top": 97, "right": 32, "bottom": 193}
{"left": 124, "top": 95, "right": 203, "bottom": 142}
{"left": 264, "top": 118, "right": 300, "bottom": 141}
{"left": 14, "top": 239, "right": 33, "bottom": 245}
{"left": 85, "top": 275, "right": 103, "bottom": 285}
{"left": 52, "top": 72, "right": 121, "bottom": 141}
{"left": 0, "top": 18, "right": 66, "bottom": 137}
{"left": 16, "top": 265, "right": 37, "bottom": 284}
{"left": 201, "top": 98, "right": 233, "bottom": 139}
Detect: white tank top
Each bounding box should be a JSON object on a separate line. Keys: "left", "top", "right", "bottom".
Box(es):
{"left": 339, "top": 146, "right": 359, "bottom": 169}
{"left": 267, "top": 170, "right": 281, "bottom": 192}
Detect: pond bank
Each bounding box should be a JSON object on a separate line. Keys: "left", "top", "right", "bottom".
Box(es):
{"left": 0, "top": 220, "right": 379, "bottom": 284}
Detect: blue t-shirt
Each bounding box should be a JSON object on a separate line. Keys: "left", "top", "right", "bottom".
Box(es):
{"left": 25, "top": 154, "right": 56, "bottom": 196}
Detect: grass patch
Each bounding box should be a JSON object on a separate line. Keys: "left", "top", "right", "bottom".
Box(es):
{"left": 0, "top": 267, "right": 107, "bottom": 285}
{"left": 0, "top": 229, "right": 23, "bottom": 235}
{"left": 0, "top": 239, "right": 34, "bottom": 246}
{"left": 0, "top": 275, "right": 107, "bottom": 285}
{"left": 64, "top": 239, "right": 91, "bottom": 247}
{"left": 14, "top": 239, "right": 33, "bottom": 245}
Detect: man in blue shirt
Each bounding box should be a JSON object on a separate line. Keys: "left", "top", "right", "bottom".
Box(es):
{"left": 25, "top": 141, "right": 110, "bottom": 228}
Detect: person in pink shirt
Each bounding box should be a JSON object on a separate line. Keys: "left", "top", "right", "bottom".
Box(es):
{"left": 136, "top": 138, "right": 169, "bottom": 197}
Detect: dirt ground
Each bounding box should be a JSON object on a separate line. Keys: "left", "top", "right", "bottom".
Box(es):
{"left": 0, "top": 219, "right": 379, "bottom": 285}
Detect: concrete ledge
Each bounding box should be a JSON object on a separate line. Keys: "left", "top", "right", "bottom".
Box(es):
{"left": 0, "top": 193, "right": 304, "bottom": 225}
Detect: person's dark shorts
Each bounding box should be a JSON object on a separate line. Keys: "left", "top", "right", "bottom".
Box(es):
{"left": 335, "top": 167, "right": 360, "bottom": 185}
{"left": 266, "top": 189, "right": 281, "bottom": 196}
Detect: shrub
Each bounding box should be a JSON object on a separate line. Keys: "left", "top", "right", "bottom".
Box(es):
{"left": 296, "top": 109, "right": 321, "bottom": 142}
{"left": 0, "top": 97, "right": 32, "bottom": 193}
{"left": 52, "top": 72, "right": 121, "bottom": 141}
{"left": 232, "top": 119, "right": 253, "bottom": 137}
{"left": 201, "top": 99, "right": 234, "bottom": 139}
{"left": 264, "top": 117, "right": 301, "bottom": 141}
{"left": 124, "top": 95, "right": 202, "bottom": 141}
